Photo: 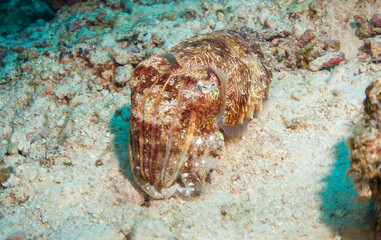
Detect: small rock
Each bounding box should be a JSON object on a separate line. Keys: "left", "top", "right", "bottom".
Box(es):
{"left": 291, "top": 93, "right": 302, "bottom": 101}
{"left": 292, "top": 24, "right": 304, "bottom": 40}
{"left": 19, "top": 48, "right": 39, "bottom": 61}
{"left": 158, "top": 13, "right": 177, "bottom": 21}
{"left": 201, "top": 2, "right": 208, "bottom": 11}
{"left": 45, "top": 84, "right": 55, "bottom": 95}
{"left": 72, "top": 74, "right": 82, "bottom": 83}
{"left": 40, "top": 129, "right": 51, "bottom": 138}
{"left": 21, "top": 64, "right": 30, "bottom": 71}
{"left": 150, "top": 34, "right": 164, "bottom": 48}
{"left": 40, "top": 72, "right": 49, "bottom": 80}
{"left": 308, "top": 51, "right": 345, "bottom": 71}
{"left": 285, "top": 118, "right": 307, "bottom": 130}
{"left": 356, "top": 51, "right": 370, "bottom": 61}
{"left": 358, "top": 67, "right": 366, "bottom": 74}
{"left": 332, "top": 90, "right": 342, "bottom": 97}
{"left": 0, "top": 166, "right": 13, "bottom": 187}
{"left": 309, "top": 0, "right": 327, "bottom": 18}
{"left": 55, "top": 85, "right": 72, "bottom": 100}
{"left": 300, "top": 29, "right": 318, "bottom": 44}
{"left": 6, "top": 143, "right": 18, "bottom": 155}
{"left": 264, "top": 17, "right": 277, "bottom": 29}
{"left": 110, "top": 48, "right": 135, "bottom": 65}
{"left": 10, "top": 132, "right": 30, "bottom": 156}
{"left": 216, "top": 10, "right": 224, "bottom": 21}
{"left": 323, "top": 39, "right": 341, "bottom": 52}
{"left": 185, "top": 11, "right": 196, "bottom": 20}
{"left": 0, "top": 126, "right": 13, "bottom": 141}
{"left": 114, "top": 65, "right": 133, "bottom": 85}
{"left": 101, "top": 69, "right": 114, "bottom": 84}
{"left": 371, "top": 13, "right": 381, "bottom": 28}
{"left": 354, "top": 14, "right": 374, "bottom": 38}
{"left": 89, "top": 50, "right": 114, "bottom": 68}
{"left": 364, "top": 37, "right": 381, "bottom": 61}
{"left": 56, "top": 117, "right": 66, "bottom": 127}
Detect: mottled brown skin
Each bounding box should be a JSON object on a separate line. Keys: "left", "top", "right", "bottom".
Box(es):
{"left": 129, "top": 30, "right": 272, "bottom": 199}
{"left": 170, "top": 30, "right": 272, "bottom": 126}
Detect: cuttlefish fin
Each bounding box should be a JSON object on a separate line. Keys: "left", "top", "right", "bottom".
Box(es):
{"left": 162, "top": 53, "right": 181, "bottom": 68}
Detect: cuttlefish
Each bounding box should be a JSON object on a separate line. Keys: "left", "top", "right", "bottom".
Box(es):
{"left": 129, "top": 29, "right": 272, "bottom": 200}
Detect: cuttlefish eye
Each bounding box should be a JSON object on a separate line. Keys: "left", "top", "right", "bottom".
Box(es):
{"left": 197, "top": 82, "right": 215, "bottom": 93}
{"left": 196, "top": 70, "right": 219, "bottom": 94}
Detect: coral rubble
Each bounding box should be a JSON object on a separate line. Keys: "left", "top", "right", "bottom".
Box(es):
{"left": 257, "top": 27, "right": 345, "bottom": 71}
{"left": 348, "top": 78, "right": 381, "bottom": 238}
{"left": 354, "top": 13, "right": 381, "bottom": 62}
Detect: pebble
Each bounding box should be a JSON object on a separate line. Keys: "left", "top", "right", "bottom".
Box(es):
{"left": 112, "top": 48, "right": 135, "bottom": 65}
{"left": 56, "top": 117, "right": 66, "bottom": 127}
{"left": 332, "top": 90, "right": 342, "bottom": 97}
{"left": 216, "top": 10, "right": 224, "bottom": 21}
{"left": 0, "top": 126, "right": 13, "bottom": 140}
{"left": 6, "top": 143, "right": 19, "bottom": 155}
{"left": 40, "top": 72, "right": 49, "bottom": 80}
{"left": 114, "top": 65, "right": 133, "bottom": 85}
{"left": 40, "top": 129, "right": 51, "bottom": 138}
{"left": 364, "top": 37, "right": 381, "bottom": 61}
{"left": 185, "top": 11, "right": 196, "bottom": 20}
{"left": 17, "top": 137, "right": 31, "bottom": 156}
{"left": 21, "top": 64, "right": 30, "bottom": 71}
{"left": 54, "top": 85, "right": 71, "bottom": 99}
{"left": 285, "top": 118, "right": 307, "bottom": 130}
{"left": 45, "top": 84, "right": 55, "bottom": 95}
{"left": 10, "top": 131, "right": 30, "bottom": 156}
{"left": 355, "top": 67, "right": 366, "bottom": 75}
{"left": 371, "top": 13, "right": 381, "bottom": 28}
{"left": 264, "top": 17, "right": 277, "bottom": 29}
{"left": 308, "top": 52, "right": 345, "bottom": 71}
{"left": 291, "top": 93, "right": 302, "bottom": 101}
{"left": 19, "top": 48, "right": 38, "bottom": 61}
{"left": 101, "top": 69, "right": 114, "bottom": 83}
{"left": 72, "top": 73, "right": 82, "bottom": 83}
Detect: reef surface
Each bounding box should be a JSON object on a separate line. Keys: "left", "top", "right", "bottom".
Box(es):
{"left": 0, "top": 0, "right": 381, "bottom": 239}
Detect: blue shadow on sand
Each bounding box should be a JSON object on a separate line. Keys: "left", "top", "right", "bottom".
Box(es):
{"left": 109, "top": 105, "right": 141, "bottom": 192}
{"left": 319, "top": 141, "right": 374, "bottom": 239}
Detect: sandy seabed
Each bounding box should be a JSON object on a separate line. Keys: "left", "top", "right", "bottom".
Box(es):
{"left": 0, "top": 0, "right": 381, "bottom": 239}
